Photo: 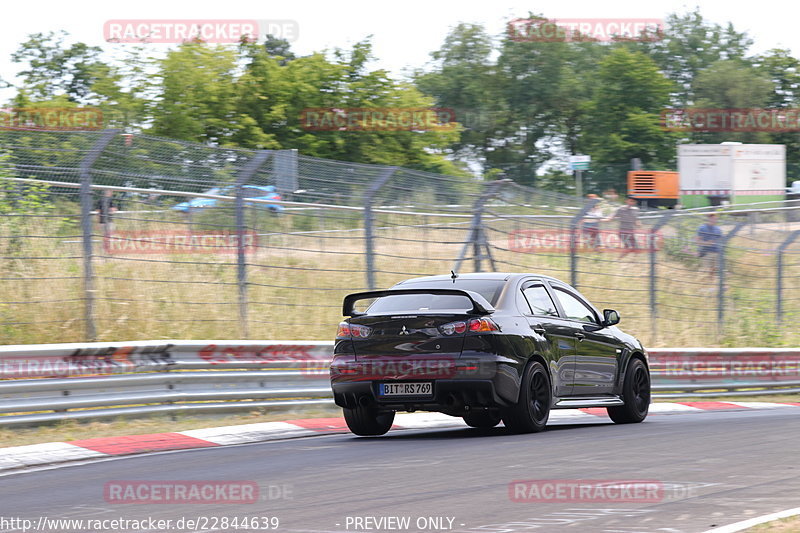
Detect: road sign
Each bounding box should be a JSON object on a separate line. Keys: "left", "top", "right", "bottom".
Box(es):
{"left": 569, "top": 154, "right": 591, "bottom": 170}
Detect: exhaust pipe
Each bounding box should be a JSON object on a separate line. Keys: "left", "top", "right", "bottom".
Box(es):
{"left": 358, "top": 396, "right": 372, "bottom": 407}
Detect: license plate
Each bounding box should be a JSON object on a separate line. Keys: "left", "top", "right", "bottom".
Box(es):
{"left": 379, "top": 382, "right": 432, "bottom": 396}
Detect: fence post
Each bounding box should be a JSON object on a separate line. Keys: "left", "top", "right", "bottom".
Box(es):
{"left": 776, "top": 230, "right": 800, "bottom": 324}
{"left": 717, "top": 221, "right": 746, "bottom": 339}
{"left": 78, "top": 129, "right": 118, "bottom": 341}
{"left": 452, "top": 180, "right": 507, "bottom": 274}
{"left": 649, "top": 211, "right": 674, "bottom": 342}
{"left": 235, "top": 150, "right": 272, "bottom": 339}
{"left": 364, "top": 167, "right": 397, "bottom": 290}
{"left": 569, "top": 198, "right": 599, "bottom": 289}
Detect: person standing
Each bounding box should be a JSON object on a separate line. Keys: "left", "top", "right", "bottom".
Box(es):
{"left": 96, "top": 189, "right": 118, "bottom": 236}
{"left": 605, "top": 195, "right": 641, "bottom": 254}
{"left": 696, "top": 213, "right": 723, "bottom": 278}
{"left": 581, "top": 194, "right": 604, "bottom": 249}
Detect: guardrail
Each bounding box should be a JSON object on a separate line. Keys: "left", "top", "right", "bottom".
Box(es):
{"left": 1, "top": 342, "right": 798, "bottom": 427}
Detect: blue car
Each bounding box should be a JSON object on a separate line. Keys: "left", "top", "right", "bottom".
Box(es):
{"left": 172, "top": 185, "right": 284, "bottom": 213}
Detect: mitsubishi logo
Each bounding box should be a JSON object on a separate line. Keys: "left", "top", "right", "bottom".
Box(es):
{"left": 399, "top": 325, "right": 410, "bottom": 335}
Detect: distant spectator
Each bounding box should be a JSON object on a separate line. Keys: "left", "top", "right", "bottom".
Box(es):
{"left": 581, "top": 194, "right": 603, "bottom": 249}
{"left": 696, "top": 213, "right": 723, "bottom": 277}
{"left": 96, "top": 190, "right": 118, "bottom": 234}
{"left": 605, "top": 195, "right": 640, "bottom": 253}
{"left": 603, "top": 188, "right": 620, "bottom": 204}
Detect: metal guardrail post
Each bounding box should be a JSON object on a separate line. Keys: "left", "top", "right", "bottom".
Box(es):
{"left": 776, "top": 230, "right": 800, "bottom": 324}
{"left": 235, "top": 151, "right": 272, "bottom": 339}
{"left": 717, "top": 222, "right": 746, "bottom": 338}
{"left": 649, "top": 211, "right": 674, "bottom": 342}
{"left": 364, "top": 167, "right": 397, "bottom": 290}
{"left": 453, "top": 180, "right": 507, "bottom": 274}
{"left": 79, "top": 129, "right": 119, "bottom": 341}
{"left": 569, "top": 198, "right": 599, "bottom": 289}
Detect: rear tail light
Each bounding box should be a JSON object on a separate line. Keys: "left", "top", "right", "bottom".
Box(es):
{"left": 439, "top": 318, "right": 498, "bottom": 335}
{"left": 336, "top": 322, "right": 372, "bottom": 339}
{"left": 351, "top": 324, "right": 372, "bottom": 338}
{"left": 336, "top": 322, "right": 351, "bottom": 339}
{"left": 468, "top": 318, "right": 499, "bottom": 332}
{"left": 439, "top": 321, "right": 467, "bottom": 336}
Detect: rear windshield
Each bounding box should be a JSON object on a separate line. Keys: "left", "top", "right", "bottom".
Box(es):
{"left": 362, "top": 279, "right": 506, "bottom": 315}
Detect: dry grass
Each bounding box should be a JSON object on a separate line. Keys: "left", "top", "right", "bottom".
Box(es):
{"left": 1, "top": 205, "right": 800, "bottom": 348}
{"left": 744, "top": 515, "right": 800, "bottom": 531}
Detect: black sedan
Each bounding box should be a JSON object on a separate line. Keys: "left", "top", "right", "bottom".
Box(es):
{"left": 330, "top": 272, "right": 650, "bottom": 436}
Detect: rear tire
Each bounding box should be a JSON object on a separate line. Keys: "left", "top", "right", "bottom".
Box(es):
{"left": 463, "top": 410, "right": 502, "bottom": 428}
{"left": 607, "top": 358, "right": 650, "bottom": 424}
{"left": 502, "top": 361, "right": 551, "bottom": 434}
{"left": 342, "top": 406, "right": 395, "bottom": 436}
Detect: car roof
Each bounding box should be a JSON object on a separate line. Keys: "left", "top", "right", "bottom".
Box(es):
{"left": 395, "top": 272, "right": 565, "bottom": 285}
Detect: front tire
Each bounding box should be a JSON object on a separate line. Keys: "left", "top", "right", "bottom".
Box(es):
{"left": 607, "top": 358, "right": 650, "bottom": 424}
{"left": 463, "top": 410, "right": 502, "bottom": 428}
{"left": 342, "top": 406, "right": 395, "bottom": 436}
{"left": 502, "top": 361, "right": 551, "bottom": 434}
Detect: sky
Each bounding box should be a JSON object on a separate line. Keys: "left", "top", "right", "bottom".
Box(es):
{"left": 2, "top": 0, "right": 800, "bottom": 103}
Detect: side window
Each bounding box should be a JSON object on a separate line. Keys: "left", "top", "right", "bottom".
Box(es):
{"left": 553, "top": 288, "right": 597, "bottom": 324}
{"left": 521, "top": 284, "right": 558, "bottom": 317}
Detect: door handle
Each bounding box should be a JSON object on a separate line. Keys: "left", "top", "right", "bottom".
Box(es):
{"left": 530, "top": 325, "right": 546, "bottom": 334}
{"left": 574, "top": 332, "right": 585, "bottom": 341}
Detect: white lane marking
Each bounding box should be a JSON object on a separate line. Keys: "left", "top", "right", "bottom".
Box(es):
{"left": 393, "top": 412, "right": 460, "bottom": 428}
{"left": 394, "top": 410, "right": 606, "bottom": 429}
{"left": 648, "top": 403, "right": 705, "bottom": 413}
{"left": 724, "top": 401, "right": 798, "bottom": 409}
{"left": 0, "top": 442, "right": 105, "bottom": 469}
{"left": 549, "top": 410, "right": 604, "bottom": 421}
{"left": 701, "top": 506, "right": 800, "bottom": 532}
{"left": 179, "top": 421, "right": 316, "bottom": 445}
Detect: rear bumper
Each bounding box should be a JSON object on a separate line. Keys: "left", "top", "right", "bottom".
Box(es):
{"left": 331, "top": 379, "right": 509, "bottom": 413}
{"left": 329, "top": 349, "right": 523, "bottom": 413}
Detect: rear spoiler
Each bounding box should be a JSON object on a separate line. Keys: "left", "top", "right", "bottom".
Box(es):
{"left": 343, "top": 288, "right": 495, "bottom": 317}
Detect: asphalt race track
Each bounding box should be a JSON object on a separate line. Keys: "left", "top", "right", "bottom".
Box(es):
{"left": 1, "top": 408, "right": 799, "bottom": 533}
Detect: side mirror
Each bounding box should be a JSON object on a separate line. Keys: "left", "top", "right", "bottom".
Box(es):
{"left": 603, "top": 309, "right": 620, "bottom": 326}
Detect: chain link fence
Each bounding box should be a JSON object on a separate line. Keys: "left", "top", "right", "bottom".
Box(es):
{"left": 1, "top": 129, "right": 799, "bottom": 347}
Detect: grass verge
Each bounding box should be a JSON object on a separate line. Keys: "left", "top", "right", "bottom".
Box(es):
{"left": 0, "top": 404, "right": 342, "bottom": 448}
{"left": 744, "top": 514, "right": 800, "bottom": 531}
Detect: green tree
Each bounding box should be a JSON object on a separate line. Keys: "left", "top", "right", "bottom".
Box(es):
{"left": 233, "top": 38, "right": 464, "bottom": 173}
{"left": 754, "top": 49, "right": 800, "bottom": 168}
{"left": 415, "top": 24, "right": 498, "bottom": 167}
{"left": 148, "top": 42, "right": 240, "bottom": 144}
{"left": 582, "top": 48, "right": 676, "bottom": 167}
{"left": 9, "top": 31, "right": 105, "bottom": 104}
{"left": 691, "top": 59, "right": 773, "bottom": 143}
{"left": 632, "top": 10, "right": 753, "bottom": 108}
{"left": 89, "top": 46, "right": 152, "bottom": 130}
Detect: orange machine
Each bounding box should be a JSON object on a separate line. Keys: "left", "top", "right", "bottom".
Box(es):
{"left": 627, "top": 171, "right": 679, "bottom": 208}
